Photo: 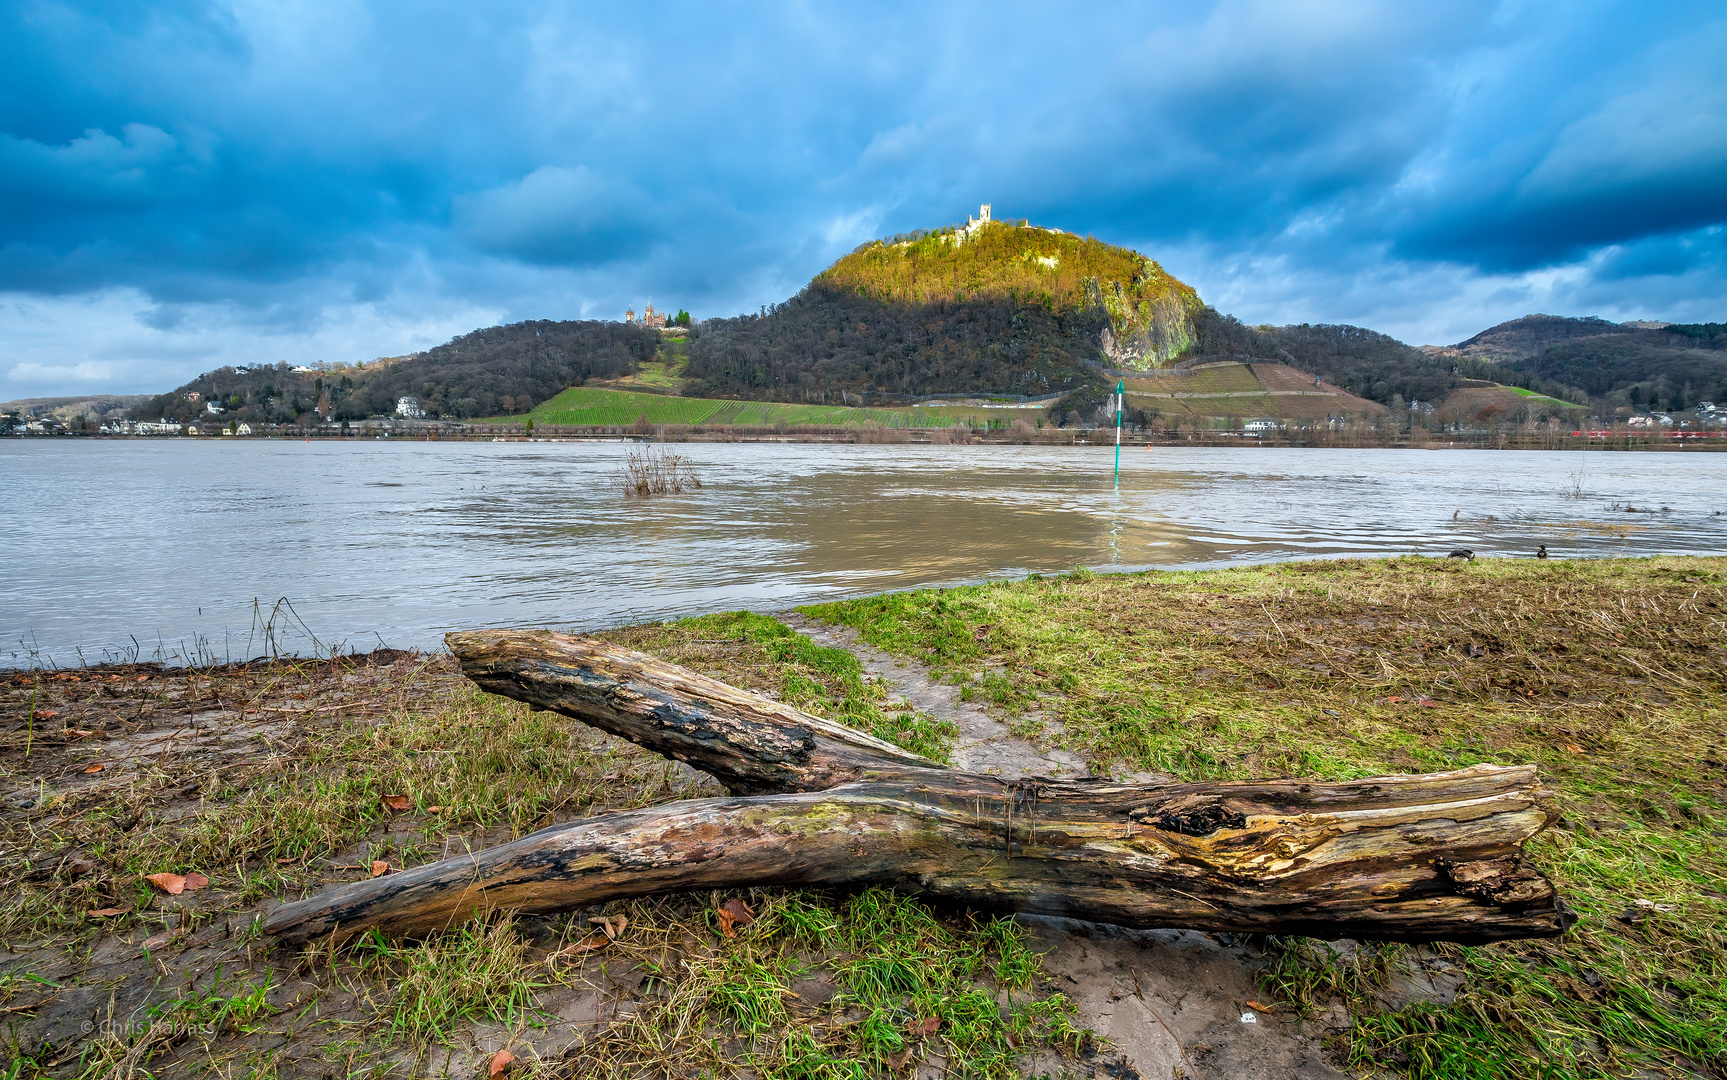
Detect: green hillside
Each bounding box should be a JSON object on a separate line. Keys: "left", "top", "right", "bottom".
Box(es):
{"left": 821, "top": 216, "right": 1202, "bottom": 370}
{"left": 518, "top": 386, "right": 1047, "bottom": 429}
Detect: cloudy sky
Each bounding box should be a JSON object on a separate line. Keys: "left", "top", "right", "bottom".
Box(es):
{"left": 2, "top": 0, "right": 1723, "bottom": 401}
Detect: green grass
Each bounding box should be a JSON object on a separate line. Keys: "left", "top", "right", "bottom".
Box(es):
{"left": 567, "top": 887, "right": 1085, "bottom": 1079}
{"left": 607, "top": 611, "right": 957, "bottom": 762}
{"left": 804, "top": 557, "right": 1727, "bottom": 1080}
{"left": 501, "top": 386, "right": 1044, "bottom": 430}
{"left": 1507, "top": 386, "right": 1583, "bottom": 408}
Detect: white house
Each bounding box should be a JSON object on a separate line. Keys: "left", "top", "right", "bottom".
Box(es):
{"left": 1243, "top": 418, "right": 1281, "bottom": 432}
{"left": 396, "top": 396, "right": 425, "bottom": 419}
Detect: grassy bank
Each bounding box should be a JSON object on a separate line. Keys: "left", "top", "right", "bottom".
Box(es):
{"left": 502, "top": 386, "right": 1048, "bottom": 430}
{"left": 2, "top": 558, "right": 1722, "bottom": 1077}
{"left": 809, "top": 556, "right": 1727, "bottom": 1078}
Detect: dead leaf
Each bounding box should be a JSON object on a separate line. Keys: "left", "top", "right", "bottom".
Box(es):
{"left": 145, "top": 872, "right": 187, "bottom": 895}
{"left": 1385, "top": 696, "right": 1405, "bottom": 704}
{"left": 1005, "top": 1031, "right": 1022, "bottom": 1048}
{"left": 140, "top": 931, "right": 174, "bottom": 952}
{"left": 488, "top": 1049, "right": 515, "bottom": 1078}
{"left": 973, "top": 624, "right": 994, "bottom": 641}
{"left": 552, "top": 934, "right": 609, "bottom": 957}
{"left": 182, "top": 872, "right": 209, "bottom": 891}
{"left": 87, "top": 907, "right": 128, "bottom": 918}
{"left": 371, "top": 860, "right": 390, "bottom": 877}
{"left": 908, "top": 1016, "right": 940, "bottom": 1037}
{"left": 1244, "top": 999, "right": 1276, "bottom": 1013}
{"left": 381, "top": 794, "right": 410, "bottom": 812}
{"left": 65, "top": 729, "right": 99, "bottom": 739}
{"left": 425, "top": 805, "right": 444, "bottom": 813}
{"left": 135, "top": 675, "right": 149, "bottom": 682}
{"left": 276, "top": 857, "right": 296, "bottom": 864}
{"left": 716, "top": 897, "right": 757, "bottom": 938}
{"left": 83, "top": 763, "right": 105, "bottom": 774}
{"left": 590, "top": 914, "right": 628, "bottom": 940}
{"left": 35, "top": 710, "right": 59, "bottom": 719}
{"left": 1565, "top": 744, "right": 1584, "bottom": 754}
{"left": 886, "top": 1045, "right": 914, "bottom": 1069}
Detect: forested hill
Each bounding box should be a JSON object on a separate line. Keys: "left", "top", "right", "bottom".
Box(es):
{"left": 682, "top": 217, "right": 1212, "bottom": 401}
{"left": 1266, "top": 323, "right": 1579, "bottom": 407}
{"left": 333, "top": 320, "right": 658, "bottom": 419}
{"left": 1443, "top": 315, "right": 1727, "bottom": 412}
{"left": 131, "top": 320, "right": 659, "bottom": 424}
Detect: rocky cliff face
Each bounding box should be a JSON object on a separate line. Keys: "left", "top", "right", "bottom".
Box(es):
{"left": 1088, "top": 264, "right": 1198, "bottom": 370}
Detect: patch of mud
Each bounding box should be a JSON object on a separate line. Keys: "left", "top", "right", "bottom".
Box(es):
{"left": 1023, "top": 919, "right": 1348, "bottom": 1080}
{"left": 781, "top": 614, "right": 1091, "bottom": 779}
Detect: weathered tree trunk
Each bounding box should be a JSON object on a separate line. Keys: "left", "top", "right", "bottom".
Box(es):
{"left": 446, "top": 628, "right": 947, "bottom": 794}
{"left": 262, "top": 630, "right": 1572, "bottom": 945}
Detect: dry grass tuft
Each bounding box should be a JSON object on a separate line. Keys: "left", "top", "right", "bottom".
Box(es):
{"left": 618, "top": 445, "right": 701, "bottom": 497}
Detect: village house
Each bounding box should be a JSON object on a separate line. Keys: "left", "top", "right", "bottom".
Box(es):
{"left": 396, "top": 396, "right": 425, "bottom": 419}
{"left": 1243, "top": 417, "right": 1281, "bottom": 433}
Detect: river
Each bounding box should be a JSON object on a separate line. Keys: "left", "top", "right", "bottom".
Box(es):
{"left": 4, "top": 439, "right": 1725, "bottom": 667}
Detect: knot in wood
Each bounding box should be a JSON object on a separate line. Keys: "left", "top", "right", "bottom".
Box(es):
{"left": 1131, "top": 801, "right": 1247, "bottom": 837}
{"left": 1436, "top": 856, "right": 1554, "bottom": 907}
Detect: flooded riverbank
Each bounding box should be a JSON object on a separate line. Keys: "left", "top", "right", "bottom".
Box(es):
{"left": 5, "top": 440, "right": 1727, "bottom": 667}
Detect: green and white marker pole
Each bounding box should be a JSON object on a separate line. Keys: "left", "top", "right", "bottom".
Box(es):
{"left": 1114, "top": 379, "right": 1124, "bottom": 481}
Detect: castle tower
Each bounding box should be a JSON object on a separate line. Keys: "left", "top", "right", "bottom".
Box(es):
{"left": 625, "top": 307, "right": 635, "bottom": 323}
{"left": 980, "top": 203, "right": 990, "bottom": 222}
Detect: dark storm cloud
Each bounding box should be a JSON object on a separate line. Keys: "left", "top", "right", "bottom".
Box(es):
{"left": 1, "top": 0, "right": 1722, "bottom": 398}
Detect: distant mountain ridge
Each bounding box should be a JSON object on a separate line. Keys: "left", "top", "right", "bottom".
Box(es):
{"left": 121, "top": 210, "right": 1721, "bottom": 425}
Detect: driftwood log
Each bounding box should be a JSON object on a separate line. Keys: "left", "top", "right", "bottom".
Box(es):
{"left": 264, "top": 629, "right": 1572, "bottom": 944}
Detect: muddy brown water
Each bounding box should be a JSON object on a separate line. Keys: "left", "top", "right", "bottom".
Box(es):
{"left": 6, "top": 439, "right": 1727, "bottom": 668}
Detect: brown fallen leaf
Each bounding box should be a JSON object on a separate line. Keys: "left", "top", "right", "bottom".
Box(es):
{"left": 87, "top": 907, "right": 129, "bottom": 918}
{"left": 140, "top": 931, "right": 174, "bottom": 952}
{"left": 145, "top": 872, "right": 187, "bottom": 895}
{"left": 1384, "top": 696, "right": 1405, "bottom": 704}
{"left": 488, "top": 1049, "right": 515, "bottom": 1078}
{"left": 276, "top": 856, "right": 296, "bottom": 864}
{"left": 1565, "top": 744, "right": 1584, "bottom": 754}
{"left": 552, "top": 934, "right": 609, "bottom": 957}
{"left": 886, "top": 1045, "right": 914, "bottom": 1069}
{"left": 381, "top": 794, "right": 411, "bottom": 811}
{"left": 716, "top": 897, "right": 757, "bottom": 938}
{"left": 1005, "top": 1031, "right": 1022, "bottom": 1049}
{"left": 35, "top": 710, "right": 59, "bottom": 719}
{"left": 426, "top": 805, "right": 444, "bottom": 813}
{"left": 371, "top": 860, "right": 390, "bottom": 877}
{"left": 590, "top": 914, "right": 628, "bottom": 940}
{"left": 1244, "top": 999, "right": 1276, "bottom": 1013}
{"left": 65, "top": 729, "right": 99, "bottom": 739}
{"left": 182, "top": 872, "right": 209, "bottom": 891}
{"left": 907, "top": 1016, "right": 940, "bottom": 1037}
{"left": 82, "top": 763, "right": 105, "bottom": 774}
